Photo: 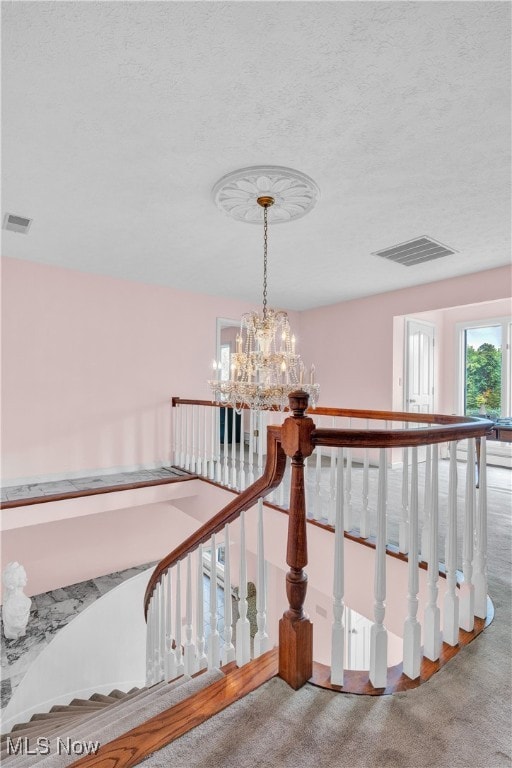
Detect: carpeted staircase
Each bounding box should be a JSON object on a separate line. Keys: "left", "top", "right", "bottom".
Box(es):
{"left": 1, "top": 669, "right": 224, "bottom": 767}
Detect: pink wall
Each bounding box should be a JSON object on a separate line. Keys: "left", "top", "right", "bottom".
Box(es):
{"left": 2, "top": 258, "right": 510, "bottom": 483}
{"left": 299, "top": 266, "right": 511, "bottom": 411}
{"left": 1, "top": 257, "right": 259, "bottom": 483}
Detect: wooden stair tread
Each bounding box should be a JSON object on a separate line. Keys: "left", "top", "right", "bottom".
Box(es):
{"left": 2, "top": 687, "right": 137, "bottom": 746}
{"left": 88, "top": 694, "right": 122, "bottom": 704}
{"left": 50, "top": 703, "right": 106, "bottom": 713}
{"left": 70, "top": 649, "right": 279, "bottom": 767}
{"left": 3, "top": 713, "right": 95, "bottom": 746}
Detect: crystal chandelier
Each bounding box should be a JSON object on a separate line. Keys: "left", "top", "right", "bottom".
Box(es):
{"left": 209, "top": 179, "right": 320, "bottom": 412}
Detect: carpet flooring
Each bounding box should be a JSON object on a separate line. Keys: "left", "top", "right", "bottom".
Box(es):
{"left": 142, "top": 465, "right": 512, "bottom": 768}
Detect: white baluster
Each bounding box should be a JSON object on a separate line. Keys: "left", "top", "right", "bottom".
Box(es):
{"left": 331, "top": 447, "right": 345, "bottom": 687}
{"left": 403, "top": 446, "right": 421, "bottom": 678}
{"left": 195, "top": 545, "right": 208, "bottom": 671}
{"left": 278, "top": 470, "right": 285, "bottom": 507}
{"left": 164, "top": 570, "right": 177, "bottom": 681}
{"left": 369, "top": 447, "right": 388, "bottom": 689}
{"left": 248, "top": 410, "right": 255, "bottom": 485}
{"left": 421, "top": 444, "right": 432, "bottom": 562}
{"left": 174, "top": 561, "right": 184, "bottom": 676}
{"left": 460, "top": 438, "right": 476, "bottom": 631}
{"left": 184, "top": 405, "right": 190, "bottom": 471}
{"left": 178, "top": 405, "right": 187, "bottom": 469}
{"left": 231, "top": 407, "right": 238, "bottom": 489}
{"left": 474, "top": 438, "right": 488, "bottom": 619}
{"left": 314, "top": 443, "right": 322, "bottom": 520}
{"left": 399, "top": 446, "right": 409, "bottom": 553}
{"left": 159, "top": 578, "right": 167, "bottom": 680}
{"left": 222, "top": 524, "right": 236, "bottom": 664}
{"left": 209, "top": 407, "right": 216, "bottom": 480}
{"left": 190, "top": 405, "right": 197, "bottom": 473}
{"left": 424, "top": 443, "right": 441, "bottom": 661}
{"left": 239, "top": 412, "right": 246, "bottom": 491}
{"left": 215, "top": 407, "right": 223, "bottom": 483}
{"left": 153, "top": 583, "right": 162, "bottom": 682}
{"left": 443, "top": 441, "right": 459, "bottom": 646}
{"left": 183, "top": 553, "right": 196, "bottom": 674}
{"left": 146, "top": 598, "right": 154, "bottom": 685}
{"left": 201, "top": 405, "right": 208, "bottom": 477}
{"left": 303, "top": 455, "right": 309, "bottom": 516}
{"left": 257, "top": 411, "right": 264, "bottom": 479}
{"left": 254, "top": 499, "right": 270, "bottom": 657}
{"left": 196, "top": 406, "right": 203, "bottom": 476}
{"left": 328, "top": 419, "right": 336, "bottom": 525}
{"left": 151, "top": 584, "right": 159, "bottom": 683}
{"left": 345, "top": 440, "right": 353, "bottom": 532}
{"left": 207, "top": 533, "right": 220, "bottom": 668}
{"left": 360, "top": 421, "right": 370, "bottom": 538}
{"left": 173, "top": 404, "right": 180, "bottom": 467}
{"left": 223, "top": 407, "right": 230, "bottom": 486}
{"left": 236, "top": 511, "right": 251, "bottom": 666}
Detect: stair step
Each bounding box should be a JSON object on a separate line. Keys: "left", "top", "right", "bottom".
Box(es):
{"left": 107, "top": 689, "right": 128, "bottom": 699}
{"left": 11, "top": 712, "right": 81, "bottom": 731}
{"left": 2, "top": 687, "right": 139, "bottom": 746}
{"left": 2, "top": 712, "right": 89, "bottom": 743}
{"left": 14, "top": 672, "right": 222, "bottom": 768}
{"left": 49, "top": 703, "right": 105, "bottom": 714}
{"left": 60, "top": 649, "right": 279, "bottom": 768}
{"left": 69, "top": 698, "right": 110, "bottom": 708}
{"left": 29, "top": 710, "right": 89, "bottom": 722}
{"left": 0, "top": 682, "right": 165, "bottom": 766}
{"left": 3, "top": 715, "right": 80, "bottom": 741}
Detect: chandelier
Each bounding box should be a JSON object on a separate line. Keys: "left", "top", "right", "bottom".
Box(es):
{"left": 209, "top": 167, "right": 320, "bottom": 412}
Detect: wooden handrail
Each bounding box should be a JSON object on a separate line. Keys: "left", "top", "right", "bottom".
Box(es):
{"left": 143, "top": 425, "right": 286, "bottom": 618}
{"left": 171, "top": 397, "right": 495, "bottom": 430}
{"left": 312, "top": 417, "right": 494, "bottom": 449}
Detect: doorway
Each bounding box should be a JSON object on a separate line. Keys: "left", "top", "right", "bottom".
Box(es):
{"left": 404, "top": 319, "right": 435, "bottom": 414}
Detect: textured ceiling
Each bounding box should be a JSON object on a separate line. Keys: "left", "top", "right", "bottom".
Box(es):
{"left": 2, "top": 1, "right": 510, "bottom": 310}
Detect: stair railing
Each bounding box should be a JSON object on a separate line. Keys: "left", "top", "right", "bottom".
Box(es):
{"left": 144, "top": 424, "right": 286, "bottom": 684}
{"left": 151, "top": 393, "right": 493, "bottom": 692}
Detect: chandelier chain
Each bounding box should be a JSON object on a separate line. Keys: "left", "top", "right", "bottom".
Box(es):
{"left": 262, "top": 204, "right": 268, "bottom": 317}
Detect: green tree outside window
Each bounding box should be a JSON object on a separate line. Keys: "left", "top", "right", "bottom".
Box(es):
{"left": 465, "top": 341, "right": 502, "bottom": 420}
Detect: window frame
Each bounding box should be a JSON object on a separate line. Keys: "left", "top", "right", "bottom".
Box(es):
{"left": 456, "top": 315, "right": 511, "bottom": 420}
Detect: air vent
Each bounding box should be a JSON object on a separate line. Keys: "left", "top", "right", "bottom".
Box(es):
{"left": 373, "top": 236, "right": 456, "bottom": 266}
{"left": 3, "top": 213, "right": 32, "bottom": 234}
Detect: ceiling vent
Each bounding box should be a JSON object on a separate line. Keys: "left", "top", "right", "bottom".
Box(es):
{"left": 3, "top": 213, "right": 32, "bottom": 234}
{"left": 373, "top": 236, "right": 456, "bottom": 266}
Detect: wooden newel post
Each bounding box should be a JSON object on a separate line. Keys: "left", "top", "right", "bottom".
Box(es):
{"left": 279, "top": 390, "right": 315, "bottom": 689}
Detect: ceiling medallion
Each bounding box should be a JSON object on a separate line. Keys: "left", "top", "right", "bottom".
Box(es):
{"left": 212, "top": 165, "right": 320, "bottom": 224}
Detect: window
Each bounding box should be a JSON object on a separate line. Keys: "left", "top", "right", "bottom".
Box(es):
{"left": 220, "top": 343, "right": 231, "bottom": 383}
{"left": 457, "top": 316, "right": 511, "bottom": 464}
{"left": 463, "top": 325, "right": 503, "bottom": 420}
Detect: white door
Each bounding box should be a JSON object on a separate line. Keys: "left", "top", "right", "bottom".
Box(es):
{"left": 405, "top": 320, "right": 435, "bottom": 414}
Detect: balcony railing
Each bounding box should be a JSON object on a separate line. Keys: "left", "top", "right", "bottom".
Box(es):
{"left": 144, "top": 394, "right": 493, "bottom": 693}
